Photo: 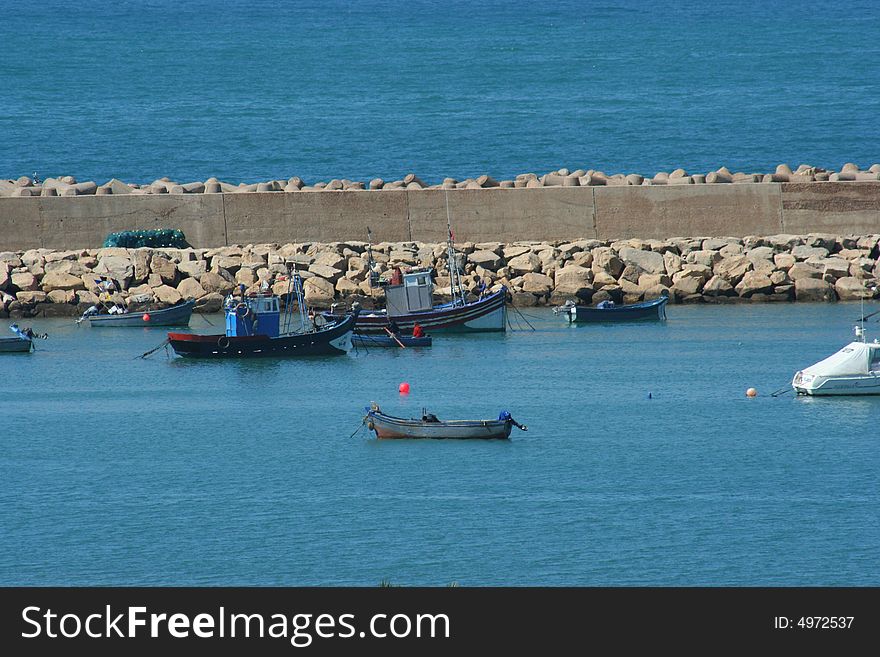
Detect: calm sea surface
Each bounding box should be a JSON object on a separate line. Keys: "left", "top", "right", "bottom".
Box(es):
{"left": 1, "top": 302, "right": 878, "bottom": 585}
{"left": 1, "top": 0, "right": 879, "bottom": 183}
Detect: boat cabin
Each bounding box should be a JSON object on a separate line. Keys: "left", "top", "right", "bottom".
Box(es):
{"left": 385, "top": 270, "right": 434, "bottom": 317}
{"left": 225, "top": 294, "right": 281, "bottom": 338}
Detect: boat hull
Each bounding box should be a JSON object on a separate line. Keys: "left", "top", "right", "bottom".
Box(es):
{"left": 323, "top": 290, "right": 506, "bottom": 334}
{"left": 167, "top": 312, "right": 355, "bottom": 358}
{"left": 89, "top": 299, "right": 195, "bottom": 327}
{"left": 352, "top": 334, "right": 433, "bottom": 348}
{"left": 793, "top": 372, "right": 880, "bottom": 395}
{"left": 366, "top": 410, "right": 513, "bottom": 440}
{"left": 565, "top": 296, "right": 668, "bottom": 323}
{"left": 0, "top": 337, "right": 32, "bottom": 353}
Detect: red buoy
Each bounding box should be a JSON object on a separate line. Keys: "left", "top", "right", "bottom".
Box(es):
{"left": 399, "top": 382, "right": 410, "bottom": 394}
{"left": 142, "top": 313, "right": 151, "bottom": 322}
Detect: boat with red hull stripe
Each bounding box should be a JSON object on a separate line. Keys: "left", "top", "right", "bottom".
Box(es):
{"left": 323, "top": 289, "right": 506, "bottom": 334}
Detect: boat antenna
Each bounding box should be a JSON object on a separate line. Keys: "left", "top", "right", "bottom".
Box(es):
{"left": 445, "top": 191, "right": 466, "bottom": 307}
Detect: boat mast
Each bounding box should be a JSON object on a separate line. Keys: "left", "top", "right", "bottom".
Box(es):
{"left": 366, "top": 227, "right": 378, "bottom": 289}
{"left": 445, "top": 191, "right": 466, "bottom": 306}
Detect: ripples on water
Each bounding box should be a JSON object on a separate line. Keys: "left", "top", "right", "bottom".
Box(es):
{"left": 1, "top": 303, "right": 878, "bottom": 585}
{"left": 1, "top": 0, "right": 878, "bottom": 182}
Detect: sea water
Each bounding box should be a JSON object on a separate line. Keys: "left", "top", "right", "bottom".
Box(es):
{"left": 1, "top": 0, "right": 879, "bottom": 183}
{"left": 1, "top": 302, "right": 878, "bottom": 585}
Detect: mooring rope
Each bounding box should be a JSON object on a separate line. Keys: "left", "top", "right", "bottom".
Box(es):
{"left": 137, "top": 338, "right": 171, "bottom": 359}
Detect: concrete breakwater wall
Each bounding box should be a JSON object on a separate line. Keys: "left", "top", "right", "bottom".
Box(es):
{"left": 1, "top": 182, "right": 880, "bottom": 251}
{"left": 2, "top": 234, "right": 878, "bottom": 319}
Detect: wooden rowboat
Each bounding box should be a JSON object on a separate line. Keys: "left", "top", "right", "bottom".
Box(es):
{"left": 364, "top": 403, "right": 527, "bottom": 440}
{"left": 352, "top": 334, "right": 433, "bottom": 348}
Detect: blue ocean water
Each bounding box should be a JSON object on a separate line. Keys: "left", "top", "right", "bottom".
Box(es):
{"left": 1, "top": 303, "right": 878, "bottom": 585}
{"left": 1, "top": 0, "right": 878, "bottom": 184}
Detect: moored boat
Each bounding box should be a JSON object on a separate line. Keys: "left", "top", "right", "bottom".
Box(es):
{"left": 352, "top": 333, "right": 433, "bottom": 348}
{"left": 81, "top": 299, "right": 196, "bottom": 327}
{"left": 554, "top": 293, "right": 669, "bottom": 323}
{"left": 792, "top": 324, "right": 880, "bottom": 396}
{"left": 364, "top": 403, "right": 527, "bottom": 440}
{"left": 322, "top": 203, "right": 507, "bottom": 334}
{"left": 167, "top": 273, "right": 358, "bottom": 359}
{"left": 1, "top": 325, "right": 34, "bottom": 353}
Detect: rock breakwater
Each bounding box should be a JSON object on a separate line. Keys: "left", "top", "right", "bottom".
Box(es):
{"left": 1, "top": 234, "right": 878, "bottom": 318}
{"left": 2, "top": 163, "right": 879, "bottom": 197}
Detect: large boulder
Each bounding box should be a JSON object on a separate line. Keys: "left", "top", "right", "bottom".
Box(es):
{"left": 177, "top": 277, "right": 207, "bottom": 299}
{"left": 787, "top": 262, "right": 823, "bottom": 281}
{"left": 503, "top": 245, "right": 531, "bottom": 259}
{"left": 0, "top": 263, "right": 10, "bottom": 291}
{"left": 812, "top": 257, "right": 850, "bottom": 281}
{"left": 194, "top": 293, "right": 224, "bottom": 313}
{"left": 213, "top": 256, "right": 241, "bottom": 273}
{"left": 133, "top": 250, "right": 152, "bottom": 283}
{"left": 686, "top": 250, "right": 723, "bottom": 268}
{"left": 199, "top": 271, "right": 236, "bottom": 295}
{"left": 312, "top": 252, "right": 346, "bottom": 270}
{"left": 638, "top": 273, "right": 672, "bottom": 289}
{"left": 713, "top": 255, "right": 753, "bottom": 285}
{"left": 735, "top": 271, "right": 774, "bottom": 297}
{"left": 150, "top": 255, "right": 179, "bottom": 286}
{"left": 11, "top": 272, "right": 39, "bottom": 291}
{"left": 592, "top": 248, "right": 624, "bottom": 277}
{"left": 335, "top": 278, "right": 361, "bottom": 296}
{"left": 521, "top": 272, "right": 554, "bottom": 295}
{"left": 835, "top": 277, "right": 874, "bottom": 301}
{"left": 41, "top": 272, "right": 85, "bottom": 292}
{"left": 178, "top": 260, "right": 207, "bottom": 278}
{"left": 308, "top": 263, "right": 343, "bottom": 283}
{"left": 795, "top": 278, "right": 836, "bottom": 302}
{"left": 468, "top": 249, "right": 505, "bottom": 270}
{"left": 152, "top": 285, "right": 182, "bottom": 305}
{"left": 663, "top": 251, "right": 683, "bottom": 276}
{"left": 44, "top": 259, "right": 89, "bottom": 276}
{"left": 791, "top": 245, "right": 830, "bottom": 261}
{"left": 773, "top": 253, "right": 796, "bottom": 270}
{"left": 702, "top": 275, "right": 735, "bottom": 296}
{"left": 47, "top": 289, "right": 76, "bottom": 304}
{"left": 304, "top": 276, "right": 335, "bottom": 307}
{"left": 618, "top": 246, "right": 666, "bottom": 274}
{"left": 16, "top": 291, "right": 47, "bottom": 304}
{"left": 507, "top": 252, "right": 542, "bottom": 275}
{"left": 95, "top": 255, "right": 134, "bottom": 287}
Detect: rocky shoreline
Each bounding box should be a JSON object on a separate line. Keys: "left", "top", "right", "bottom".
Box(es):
{"left": 3, "top": 234, "right": 879, "bottom": 319}
{"left": 2, "top": 163, "right": 879, "bottom": 197}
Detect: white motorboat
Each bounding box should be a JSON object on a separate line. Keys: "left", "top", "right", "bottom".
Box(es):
{"left": 792, "top": 325, "right": 880, "bottom": 396}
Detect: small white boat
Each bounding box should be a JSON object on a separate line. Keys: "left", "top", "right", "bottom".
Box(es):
{"left": 792, "top": 325, "right": 880, "bottom": 396}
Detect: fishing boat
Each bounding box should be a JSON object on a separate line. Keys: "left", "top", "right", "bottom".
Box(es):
{"left": 352, "top": 333, "right": 433, "bottom": 348}
{"left": 553, "top": 292, "right": 669, "bottom": 323}
{"left": 81, "top": 299, "right": 196, "bottom": 327}
{"left": 322, "top": 197, "right": 507, "bottom": 334}
{"left": 167, "top": 271, "right": 358, "bottom": 358}
{"left": 792, "top": 324, "right": 880, "bottom": 396}
{"left": 364, "top": 403, "right": 527, "bottom": 440}
{"left": 1, "top": 325, "right": 35, "bottom": 353}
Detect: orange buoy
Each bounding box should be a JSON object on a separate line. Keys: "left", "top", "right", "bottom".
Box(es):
{"left": 746, "top": 388, "right": 757, "bottom": 397}
{"left": 142, "top": 313, "right": 151, "bottom": 322}
{"left": 399, "top": 382, "right": 410, "bottom": 394}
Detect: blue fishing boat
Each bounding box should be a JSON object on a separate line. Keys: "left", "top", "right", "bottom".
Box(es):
{"left": 168, "top": 271, "right": 358, "bottom": 358}
{"left": 554, "top": 292, "right": 669, "bottom": 323}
